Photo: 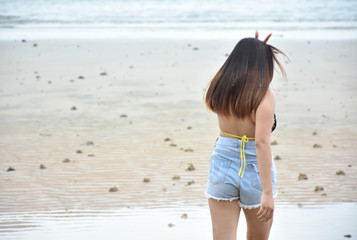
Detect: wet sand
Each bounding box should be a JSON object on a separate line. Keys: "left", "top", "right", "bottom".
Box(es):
{"left": 0, "top": 37, "right": 357, "bottom": 238}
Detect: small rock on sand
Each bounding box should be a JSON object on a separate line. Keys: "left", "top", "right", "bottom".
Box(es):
{"left": 336, "top": 170, "right": 346, "bottom": 175}
{"left": 39, "top": 164, "right": 46, "bottom": 170}
{"left": 100, "top": 72, "right": 107, "bottom": 76}
{"left": 22, "top": 39, "right": 26, "bottom": 43}
{"left": 186, "top": 180, "right": 195, "bottom": 186}
{"left": 86, "top": 141, "right": 94, "bottom": 146}
{"left": 78, "top": 76, "right": 84, "bottom": 79}
{"left": 344, "top": 234, "right": 352, "bottom": 238}
{"left": 168, "top": 223, "right": 175, "bottom": 228}
{"left": 348, "top": 165, "right": 352, "bottom": 167}
{"left": 71, "top": 106, "right": 77, "bottom": 111}
{"left": 76, "top": 150, "right": 83, "bottom": 154}
{"left": 63, "top": 158, "right": 70, "bottom": 163}
{"left": 313, "top": 143, "right": 322, "bottom": 148}
{"left": 172, "top": 175, "right": 181, "bottom": 180}
{"left": 120, "top": 114, "right": 127, "bottom": 118}
{"left": 312, "top": 130, "right": 318, "bottom": 135}
{"left": 321, "top": 193, "right": 327, "bottom": 196}
{"left": 7, "top": 167, "right": 15, "bottom": 172}
{"left": 186, "top": 163, "right": 195, "bottom": 171}
{"left": 314, "top": 186, "right": 324, "bottom": 192}
{"left": 184, "top": 148, "right": 194, "bottom": 152}
{"left": 109, "top": 186, "right": 118, "bottom": 192}
{"left": 87, "top": 154, "right": 95, "bottom": 157}
{"left": 298, "top": 173, "right": 308, "bottom": 180}
{"left": 274, "top": 155, "right": 282, "bottom": 160}
{"left": 164, "top": 138, "right": 171, "bottom": 142}
{"left": 187, "top": 126, "right": 192, "bottom": 130}
{"left": 271, "top": 140, "right": 278, "bottom": 145}
{"left": 193, "top": 47, "right": 199, "bottom": 50}
{"left": 169, "top": 143, "right": 177, "bottom": 147}
{"left": 181, "top": 213, "right": 188, "bottom": 219}
{"left": 143, "top": 178, "right": 150, "bottom": 183}
{"left": 33, "top": 43, "right": 37, "bottom": 47}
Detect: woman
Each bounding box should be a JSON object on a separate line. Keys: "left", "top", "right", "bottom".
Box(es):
{"left": 204, "top": 32, "right": 287, "bottom": 240}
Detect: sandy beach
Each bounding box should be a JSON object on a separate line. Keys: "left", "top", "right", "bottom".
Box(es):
{"left": 1, "top": 36, "right": 357, "bottom": 239}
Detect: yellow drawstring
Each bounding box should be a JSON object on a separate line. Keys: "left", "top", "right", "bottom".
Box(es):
{"left": 220, "top": 131, "right": 255, "bottom": 178}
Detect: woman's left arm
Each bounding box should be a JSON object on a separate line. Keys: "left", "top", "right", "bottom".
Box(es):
{"left": 255, "top": 89, "right": 275, "bottom": 222}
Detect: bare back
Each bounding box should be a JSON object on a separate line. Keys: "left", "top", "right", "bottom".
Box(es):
{"left": 218, "top": 114, "right": 255, "bottom": 138}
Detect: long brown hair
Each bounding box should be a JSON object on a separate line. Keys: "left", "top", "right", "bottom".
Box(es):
{"left": 205, "top": 38, "right": 286, "bottom": 118}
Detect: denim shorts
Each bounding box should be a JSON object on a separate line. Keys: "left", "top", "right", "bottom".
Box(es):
{"left": 205, "top": 136, "right": 277, "bottom": 209}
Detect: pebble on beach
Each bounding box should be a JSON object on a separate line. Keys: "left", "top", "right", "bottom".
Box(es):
{"left": 33, "top": 43, "right": 37, "bottom": 47}
{"left": 63, "top": 158, "right": 70, "bottom": 163}
{"left": 314, "top": 186, "right": 324, "bottom": 192}
{"left": 187, "top": 126, "right": 192, "bottom": 130}
{"left": 336, "top": 170, "right": 346, "bottom": 175}
{"left": 86, "top": 141, "right": 94, "bottom": 146}
{"left": 164, "top": 138, "right": 171, "bottom": 142}
{"left": 184, "top": 148, "right": 194, "bottom": 152}
{"left": 168, "top": 223, "right": 175, "bottom": 228}
{"left": 109, "top": 186, "right": 118, "bottom": 192}
{"left": 181, "top": 213, "right": 188, "bottom": 219}
{"left": 7, "top": 167, "right": 15, "bottom": 172}
{"left": 312, "top": 130, "right": 318, "bottom": 135}
{"left": 76, "top": 150, "right": 83, "bottom": 154}
{"left": 169, "top": 143, "right": 177, "bottom": 147}
{"left": 71, "top": 106, "right": 77, "bottom": 111}
{"left": 120, "top": 114, "right": 127, "bottom": 118}
{"left": 78, "top": 76, "right": 85, "bottom": 79}
{"left": 39, "top": 164, "right": 46, "bottom": 170}
{"left": 100, "top": 72, "right": 107, "bottom": 76}
{"left": 344, "top": 234, "right": 352, "bottom": 238}
{"left": 143, "top": 177, "right": 150, "bottom": 183}
{"left": 271, "top": 140, "right": 278, "bottom": 145}
{"left": 87, "top": 154, "right": 95, "bottom": 157}
{"left": 274, "top": 155, "right": 282, "bottom": 160}
{"left": 186, "top": 180, "right": 195, "bottom": 186}
{"left": 172, "top": 175, "right": 181, "bottom": 180}
{"left": 298, "top": 173, "right": 308, "bottom": 180}
{"left": 186, "top": 163, "right": 195, "bottom": 171}
{"left": 313, "top": 143, "right": 322, "bottom": 148}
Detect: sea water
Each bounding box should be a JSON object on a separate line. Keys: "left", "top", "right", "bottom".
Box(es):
{"left": 0, "top": 0, "right": 356, "bottom": 39}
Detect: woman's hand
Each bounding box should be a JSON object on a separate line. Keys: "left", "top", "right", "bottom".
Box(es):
{"left": 255, "top": 31, "right": 272, "bottom": 43}
{"left": 257, "top": 192, "right": 274, "bottom": 222}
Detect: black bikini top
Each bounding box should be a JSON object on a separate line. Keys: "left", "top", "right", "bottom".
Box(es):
{"left": 272, "top": 114, "right": 277, "bottom": 132}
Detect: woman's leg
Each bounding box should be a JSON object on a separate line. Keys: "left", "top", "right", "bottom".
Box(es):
{"left": 208, "top": 198, "right": 241, "bottom": 240}
{"left": 243, "top": 207, "right": 273, "bottom": 240}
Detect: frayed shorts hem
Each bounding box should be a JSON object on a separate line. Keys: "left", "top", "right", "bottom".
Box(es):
{"left": 205, "top": 192, "right": 279, "bottom": 210}
{"left": 238, "top": 202, "right": 261, "bottom": 209}
{"left": 205, "top": 192, "right": 239, "bottom": 202}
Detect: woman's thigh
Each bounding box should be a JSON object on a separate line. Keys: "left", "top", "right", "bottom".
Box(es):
{"left": 243, "top": 207, "right": 273, "bottom": 240}
{"left": 208, "top": 198, "right": 241, "bottom": 240}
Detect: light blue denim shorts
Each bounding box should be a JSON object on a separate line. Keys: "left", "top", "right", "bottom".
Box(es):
{"left": 205, "top": 136, "right": 277, "bottom": 209}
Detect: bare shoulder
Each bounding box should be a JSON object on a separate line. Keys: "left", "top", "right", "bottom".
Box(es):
{"left": 259, "top": 89, "right": 276, "bottom": 110}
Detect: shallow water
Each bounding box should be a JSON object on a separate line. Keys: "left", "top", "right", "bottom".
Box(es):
{"left": 0, "top": 203, "right": 356, "bottom": 240}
